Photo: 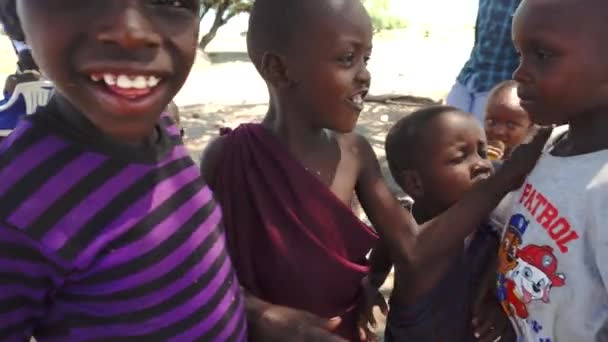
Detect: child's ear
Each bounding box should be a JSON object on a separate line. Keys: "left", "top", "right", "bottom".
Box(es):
{"left": 399, "top": 170, "right": 424, "bottom": 199}
{"left": 260, "top": 51, "right": 292, "bottom": 89}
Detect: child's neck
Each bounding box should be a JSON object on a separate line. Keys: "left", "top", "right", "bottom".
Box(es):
{"left": 554, "top": 111, "right": 608, "bottom": 156}
{"left": 55, "top": 96, "right": 159, "bottom": 147}
{"left": 262, "top": 103, "right": 332, "bottom": 152}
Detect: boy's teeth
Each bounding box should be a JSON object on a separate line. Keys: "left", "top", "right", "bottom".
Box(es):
{"left": 147, "top": 76, "right": 160, "bottom": 87}
{"left": 116, "top": 75, "right": 133, "bottom": 89}
{"left": 94, "top": 73, "right": 162, "bottom": 89}
{"left": 103, "top": 74, "right": 116, "bottom": 86}
{"left": 133, "top": 76, "right": 148, "bottom": 89}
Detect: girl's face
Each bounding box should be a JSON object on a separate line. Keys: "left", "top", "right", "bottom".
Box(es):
{"left": 17, "top": 0, "right": 200, "bottom": 142}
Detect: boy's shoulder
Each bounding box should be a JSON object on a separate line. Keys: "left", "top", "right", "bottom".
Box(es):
{"left": 203, "top": 125, "right": 372, "bottom": 156}
{"left": 200, "top": 133, "right": 229, "bottom": 183}
{"left": 199, "top": 123, "right": 257, "bottom": 184}
{"left": 335, "top": 130, "right": 366, "bottom": 145}
{"left": 544, "top": 124, "right": 569, "bottom": 150}
{"left": 200, "top": 127, "right": 377, "bottom": 186}
{"left": 335, "top": 131, "right": 376, "bottom": 160}
{"left": 587, "top": 154, "right": 608, "bottom": 197}
{"left": 0, "top": 115, "right": 43, "bottom": 152}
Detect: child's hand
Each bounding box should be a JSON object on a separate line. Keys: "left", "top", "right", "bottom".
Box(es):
{"left": 496, "top": 126, "right": 552, "bottom": 190}
{"left": 356, "top": 275, "right": 389, "bottom": 342}
{"left": 472, "top": 297, "right": 516, "bottom": 342}
{"left": 252, "top": 304, "right": 347, "bottom": 342}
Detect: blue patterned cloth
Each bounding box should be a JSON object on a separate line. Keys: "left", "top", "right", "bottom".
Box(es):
{"left": 0, "top": 93, "right": 26, "bottom": 136}
{"left": 457, "top": 0, "right": 521, "bottom": 93}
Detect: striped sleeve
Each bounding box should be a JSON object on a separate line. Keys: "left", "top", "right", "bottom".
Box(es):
{"left": 0, "top": 222, "right": 68, "bottom": 341}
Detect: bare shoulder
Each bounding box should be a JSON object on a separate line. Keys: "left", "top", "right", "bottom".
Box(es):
{"left": 200, "top": 135, "right": 229, "bottom": 185}
{"left": 333, "top": 132, "right": 381, "bottom": 189}
{"left": 334, "top": 131, "right": 377, "bottom": 162}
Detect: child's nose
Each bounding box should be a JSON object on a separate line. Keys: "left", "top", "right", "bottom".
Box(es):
{"left": 490, "top": 124, "right": 508, "bottom": 138}
{"left": 96, "top": 5, "right": 162, "bottom": 50}
{"left": 472, "top": 156, "right": 493, "bottom": 174}
{"left": 356, "top": 64, "right": 371, "bottom": 85}
{"left": 513, "top": 62, "right": 531, "bottom": 84}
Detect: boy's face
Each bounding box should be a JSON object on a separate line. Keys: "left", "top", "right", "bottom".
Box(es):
{"left": 484, "top": 89, "right": 532, "bottom": 153}
{"left": 17, "top": 0, "right": 199, "bottom": 135}
{"left": 285, "top": 0, "right": 373, "bottom": 133}
{"left": 512, "top": 0, "right": 608, "bottom": 125}
{"left": 414, "top": 113, "right": 493, "bottom": 213}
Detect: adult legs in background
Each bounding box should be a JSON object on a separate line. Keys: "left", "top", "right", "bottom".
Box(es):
{"left": 446, "top": 81, "right": 473, "bottom": 113}
{"left": 470, "top": 91, "right": 491, "bottom": 123}
{"left": 446, "top": 81, "right": 491, "bottom": 123}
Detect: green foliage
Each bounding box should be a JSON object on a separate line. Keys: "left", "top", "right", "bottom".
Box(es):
{"left": 363, "top": 0, "right": 408, "bottom": 32}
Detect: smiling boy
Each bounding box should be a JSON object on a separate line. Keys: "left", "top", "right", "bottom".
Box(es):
{"left": 0, "top": 0, "right": 246, "bottom": 340}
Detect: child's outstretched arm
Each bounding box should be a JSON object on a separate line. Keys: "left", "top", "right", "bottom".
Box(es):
{"left": 355, "top": 128, "right": 551, "bottom": 272}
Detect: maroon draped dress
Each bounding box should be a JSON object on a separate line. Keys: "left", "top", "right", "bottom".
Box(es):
{"left": 209, "top": 124, "right": 378, "bottom": 340}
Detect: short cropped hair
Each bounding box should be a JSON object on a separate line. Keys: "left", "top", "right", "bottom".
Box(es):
{"left": 487, "top": 80, "right": 518, "bottom": 102}
{"left": 246, "top": 0, "right": 308, "bottom": 70}
{"left": 385, "top": 105, "right": 468, "bottom": 181}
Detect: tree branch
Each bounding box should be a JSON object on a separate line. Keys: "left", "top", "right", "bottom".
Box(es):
{"left": 198, "top": 0, "right": 253, "bottom": 50}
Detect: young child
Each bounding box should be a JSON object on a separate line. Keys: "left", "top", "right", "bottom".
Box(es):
{"left": 0, "top": 1, "right": 246, "bottom": 341}
{"left": 484, "top": 80, "right": 535, "bottom": 160}
{"left": 494, "top": 0, "right": 608, "bottom": 340}
{"left": 200, "top": 0, "right": 549, "bottom": 340}
{"left": 368, "top": 106, "right": 514, "bottom": 342}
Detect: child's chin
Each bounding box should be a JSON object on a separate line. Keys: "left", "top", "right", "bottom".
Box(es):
{"left": 525, "top": 106, "right": 565, "bottom": 126}
{"left": 333, "top": 124, "right": 357, "bottom": 134}
{"left": 528, "top": 112, "right": 555, "bottom": 126}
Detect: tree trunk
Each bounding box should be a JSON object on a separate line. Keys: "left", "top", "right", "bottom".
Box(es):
{"left": 199, "top": 30, "right": 219, "bottom": 50}
{"left": 198, "top": 0, "right": 231, "bottom": 51}
{"left": 199, "top": 6, "right": 211, "bottom": 21}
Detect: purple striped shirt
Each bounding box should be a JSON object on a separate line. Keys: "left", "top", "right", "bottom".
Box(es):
{"left": 0, "top": 103, "right": 246, "bottom": 342}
